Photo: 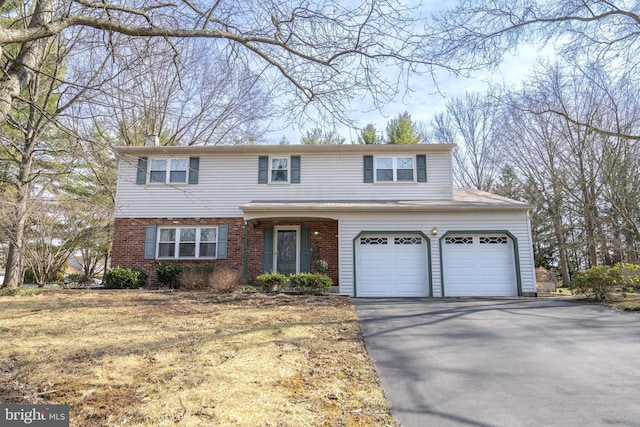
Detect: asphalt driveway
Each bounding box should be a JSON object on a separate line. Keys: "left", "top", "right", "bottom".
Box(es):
{"left": 354, "top": 298, "right": 640, "bottom": 427}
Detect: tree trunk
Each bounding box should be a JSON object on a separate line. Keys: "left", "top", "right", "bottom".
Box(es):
{"left": 1, "top": 132, "right": 38, "bottom": 288}
{"left": 0, "top": 0, "right": 54, "bottom": 125}
{"left": 2, "top": 180, "right": 30, "bottom": 288}
{"left": 550, "top": 195, "right": 571, "bottom": 287}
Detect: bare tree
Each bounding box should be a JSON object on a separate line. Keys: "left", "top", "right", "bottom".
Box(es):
{"left": 500, "top": 90, "right": 573, "bottom": 285}
{"left": 497, "top": 59, "right": 640, "bottom": 280}
{"left": 0, "top": 0, "right": 434, "bottom": 129}
{"left": 426, "top": 0, "right": 640, "bottom": 139}
{"left": 73, "top": 39, "right": 272, "bottom": 146}
{"left": 431, "top": 93, "right": 501, "bottom": 191}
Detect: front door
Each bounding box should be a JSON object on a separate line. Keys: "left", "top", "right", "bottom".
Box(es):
{"left": 275, "top": 227, "right": 299, "bottom": 275}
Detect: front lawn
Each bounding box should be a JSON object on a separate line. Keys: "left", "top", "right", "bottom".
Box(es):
{"left": 0, "top": 290, "right": 394, "bottom": 426}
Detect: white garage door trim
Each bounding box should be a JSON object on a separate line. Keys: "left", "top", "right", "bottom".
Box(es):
{"left": 440, "top": 231, "right": 522, "bottom": 297}
{"left": 354, "top": 231, "right": 432, "bottom": 297}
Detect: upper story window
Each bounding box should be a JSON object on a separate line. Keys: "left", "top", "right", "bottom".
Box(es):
{"left": 258, "top": 155, "right": 301, "bottom": 184}
{"left": 157, "top": 226, "right": 217, "bottom": 259}
{"left": 270, "top": 157, "right": 289, "bottom": 183}
{"left": 375, "top": 156, "right": 415, "bottom": 182}
{"left": 149, "top": 158, "right": 187, "bottom": 184}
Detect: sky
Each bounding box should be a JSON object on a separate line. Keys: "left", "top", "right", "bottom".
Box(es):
{"left": 265, "top": 40, "right": 553, "bottom": 145}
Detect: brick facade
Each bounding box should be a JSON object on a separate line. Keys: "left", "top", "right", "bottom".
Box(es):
{"left": 246, "top": 219, "right": 339, "bottom": 286}
{"left": 112, "top": 217, "right": 339, "bottom": 287}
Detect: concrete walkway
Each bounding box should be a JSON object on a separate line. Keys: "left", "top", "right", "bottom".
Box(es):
{"left": 355, "top": 298, "right": 640, "bottom": 427}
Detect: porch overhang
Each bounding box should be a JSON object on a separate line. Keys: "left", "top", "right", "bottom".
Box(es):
{"left": 240, "top": 190, "right": 532, "bottom": 221}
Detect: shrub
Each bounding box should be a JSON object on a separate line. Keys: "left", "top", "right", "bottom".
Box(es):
{"left": 64, "top": 274, "right": 92, "bottom": 288}
{"left": 570, "top": 263, "right": 640, "bottom": 301}
{"left": 289, "top": 273, "right": 333, "bottom": 295}
{"left": 178, "top": 268, "right": 211, "bottom": 291}
{"left": 209, "top": 268, "right": 242, "bottom": 294}
{"left": 104, "top": 267, "right": 148, "bottom": 289}
{"left": 256, "top": 272, "right": 287, "bottom": 293}
{"left": 156, "top": 263, "right": 183, "bottom": 289}
{"left": 0, "top": 288, "right": 40, "bottom": 297}
{"left": 617, "top": 263, "right": 640, "bottom": 290}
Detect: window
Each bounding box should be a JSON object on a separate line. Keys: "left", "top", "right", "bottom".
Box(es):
{"left": 149, "top": 158, "right": 187, "bottom": 184}
{"left": 157, "top": 227, "right": 217, "bottom": 259}
{"left": 396, "top": 157, "right": 414, "bottom": 181}
{"left": 375, "top": 156, "right": 415, "bottom": 182}
{"left": 445, "top": 236, "right": 474, "bottom": 245}
{"left": 150, "top": 159, "right": 167, "bottom": 183}
{"left": 376, "top": 158, "right": 393, "bottom": 182}
{"left": 360, "top": 237, "right": 388, "bottom": 245}
{"left": 170, "top": 159, "right": 187, "bottom": 183}
{"left": 271, "top": 157, "right": 289, "bottom": 183}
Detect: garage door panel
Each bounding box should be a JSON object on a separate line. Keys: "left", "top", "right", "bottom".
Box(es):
{"left": 443, "top": 234, "right": 516, "bottom": 297}
{"left": 357, "top": 234, "right": 428, "bottom": 297}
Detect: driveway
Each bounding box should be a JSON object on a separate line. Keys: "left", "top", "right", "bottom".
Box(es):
{"left": 354, "top": 298, "right": 640, "bottom": 427}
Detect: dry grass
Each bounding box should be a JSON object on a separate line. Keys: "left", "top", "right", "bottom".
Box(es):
{"left": 0, "top": 290, "right": 395, "bottom": 426}
{"left": 540, "top": 287, "right": 640, "bottom": 313}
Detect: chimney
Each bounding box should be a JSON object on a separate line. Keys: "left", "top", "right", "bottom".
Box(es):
{"left": 145, "top": 135, "right": 159, "bottom": 146}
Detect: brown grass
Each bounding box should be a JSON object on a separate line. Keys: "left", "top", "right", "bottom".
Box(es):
{"left": 0, "top": 290, "right": 395, "bottom": 426}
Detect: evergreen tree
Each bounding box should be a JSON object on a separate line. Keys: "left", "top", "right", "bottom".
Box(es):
{"left": 386, "top": 112, "right": 420, "bottom": 144}
{"left": 358, "top": 123, "right": 379, "bottom": 144}
{"left": 300, "top": 128, "right": 345, "bottom": 145}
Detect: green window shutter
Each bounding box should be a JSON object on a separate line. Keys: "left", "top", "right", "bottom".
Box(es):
{"left": 144, "top": 225, "right": 156, "bottom": 259}
{"left": 258, "top": 156, "right": 268, "bottom": 184}
{"left": 300, "top": 226, "right": 311, "bottom": 273}
{"left": 416, "top": 155, "right": 427, "bottom": 182}
{"left": 188, "top": 157, "right": 199, "bottom": 184}
{"left": 217, "top": 224, "right": 228, "bottom": 259}
{"left": 262, "top": 227, "right": 274, "bottom": 272}
{"left": 363, "top": 155, "right": 373, "bottom": 183}
{"left": 291, "top": 155, "right": 301, "bottom": 183}
{"left": 136, "top": 157, "right": 148, "bottom": 185}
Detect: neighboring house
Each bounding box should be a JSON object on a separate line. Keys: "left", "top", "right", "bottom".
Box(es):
{"left": 112, "top": 143, "right": 537, "bottom": 297}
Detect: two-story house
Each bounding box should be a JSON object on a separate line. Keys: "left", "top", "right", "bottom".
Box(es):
{"left": 112, "top": 142, "right": 537, "bottom": 297}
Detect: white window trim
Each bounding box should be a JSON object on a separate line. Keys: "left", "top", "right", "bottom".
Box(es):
{"left": 374, "top": 155, "right": 416, "bottom": 183}
{"left": 156, "top": 226, "right": 218, "bottom": 259}
{"left": 269, "top": 156, "right": 291, "bottom": 184}
{"left": 148, "top": 158, "right": 189, "bottom": 185}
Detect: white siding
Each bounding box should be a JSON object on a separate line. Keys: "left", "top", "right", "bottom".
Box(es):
{"left": 115, "top": 152, "right": 454, "bottom": 218}
{"left": 338, "top": 211, "right": 535, "bottom": 297}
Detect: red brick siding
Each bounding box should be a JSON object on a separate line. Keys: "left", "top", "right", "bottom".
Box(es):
{"left": 247, "top": 220, "right": 339, "bottom": 285}
{"left": 112, "top": 217, "right": 339, "bottom": 287}
{"left": 112, "top": 217, "right": 244, "bottom": 287}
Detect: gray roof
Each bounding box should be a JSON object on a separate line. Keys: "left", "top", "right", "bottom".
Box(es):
{"left": 241, "top": 189, "right": 532, "bottom": 213}
{"left": 115, "top": 143, "right": 455, "bottom": 156}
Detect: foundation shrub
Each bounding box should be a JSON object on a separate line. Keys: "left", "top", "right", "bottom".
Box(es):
{"left": 289, "top": 273, "right": 333, "bottom": 295}
{"left": 209, "top": 268, "right": 242, "bottom": 294}
{"left": 156, "top": 263, "right": 183, "bottom": 289}
{"left": 104, "top": 267, "right": 147, "bottom": 289}
{"left": 178, "top": 268, "right": 211, "bottom": 291}
{"left": 256, "top": 272, "right": 287, "bottom": 293}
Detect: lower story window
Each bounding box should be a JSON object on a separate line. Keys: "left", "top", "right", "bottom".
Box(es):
{"left": 158, "top": 226, "right": 217, "bottom": 259}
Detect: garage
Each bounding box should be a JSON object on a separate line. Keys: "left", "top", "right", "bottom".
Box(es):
{"left": 356, "top": 234, "right": 428, "bottom": 297}
{"left": 442, "top": 234, "right": 517, "bottom": 296}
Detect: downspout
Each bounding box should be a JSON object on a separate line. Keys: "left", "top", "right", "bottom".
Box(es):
{"left": 243, "top": 220, "right": 249, "bottom": 284}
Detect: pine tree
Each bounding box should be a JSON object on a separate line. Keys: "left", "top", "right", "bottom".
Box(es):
{"left": 386, "top": 112, "right": 420, "bottom": 144}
